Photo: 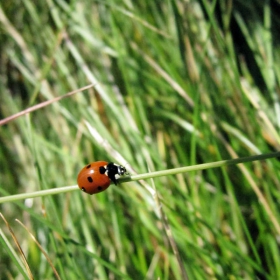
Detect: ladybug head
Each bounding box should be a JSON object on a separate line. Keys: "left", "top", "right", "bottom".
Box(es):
{"left": 117, "top": 165, "right": 126, "bottom": 175}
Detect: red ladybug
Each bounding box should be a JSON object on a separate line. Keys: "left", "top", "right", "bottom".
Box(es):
{"left": 77, "top": 161, "right": 126, "bottom": 195}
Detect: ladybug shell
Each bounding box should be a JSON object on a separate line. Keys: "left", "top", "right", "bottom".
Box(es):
{"left": 77, "top": 161, "right": 110, "bottom": 195}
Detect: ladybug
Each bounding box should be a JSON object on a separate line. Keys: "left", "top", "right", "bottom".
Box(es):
{"left": 77, "top": 161, "right": 126, "bottom": 195}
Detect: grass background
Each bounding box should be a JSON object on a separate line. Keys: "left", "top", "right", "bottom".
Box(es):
{"left": 1, "top": 0, "right": 280, "bottom": 279}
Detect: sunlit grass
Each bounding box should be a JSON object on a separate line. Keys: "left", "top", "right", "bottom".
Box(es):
{"left": 1, "top": 1, "right": 280, "bottom": 279}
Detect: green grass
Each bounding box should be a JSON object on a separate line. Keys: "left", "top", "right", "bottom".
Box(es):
{"left": 1, "top": 1, "right": 280, "bottom": 279}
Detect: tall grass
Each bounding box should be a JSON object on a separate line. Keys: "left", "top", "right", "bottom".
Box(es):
{"left": 0, "top": 1, "right": 280, "bottom": 279}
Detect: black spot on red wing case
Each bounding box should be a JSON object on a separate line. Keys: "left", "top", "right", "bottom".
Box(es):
{"left": 99, "top": 166, "right": 106, "bottom": 174}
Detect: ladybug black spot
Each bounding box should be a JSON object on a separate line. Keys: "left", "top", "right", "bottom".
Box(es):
{"left": 99, "top": 166, "right": 106, "bottom": 174}
{"left": 87, "top": 176, "right": 93, "bottom": 183}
